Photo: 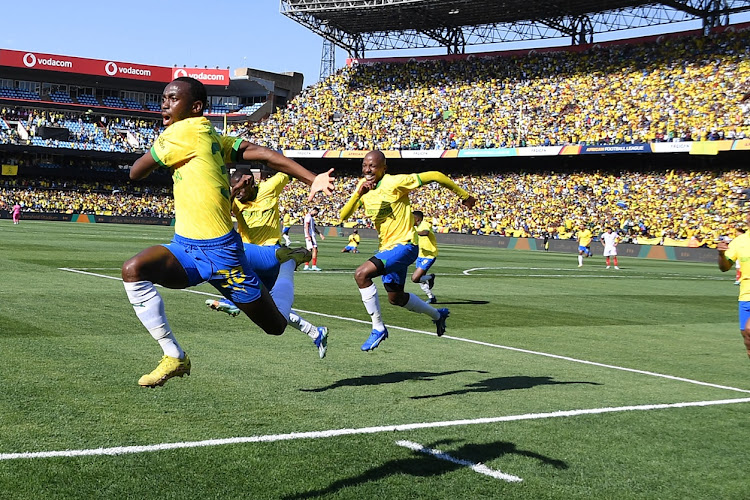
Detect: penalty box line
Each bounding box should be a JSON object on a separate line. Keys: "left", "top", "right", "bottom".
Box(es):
{"left": 59, "top": 267, "right": 750, "bottom": 395}
{"left": 3, "top": 396, "right": 750, "bottom": 461}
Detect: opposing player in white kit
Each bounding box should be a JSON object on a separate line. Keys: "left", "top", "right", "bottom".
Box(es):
{"left": 303, "top": 207, "right": 325, "bottom": 271}
{"left": 601, "top": 227, "right": 619, "bottom": 269}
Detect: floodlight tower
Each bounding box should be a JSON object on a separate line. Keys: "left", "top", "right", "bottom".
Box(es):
{"left": 320, "top": 37, "right": 336, "bottom": 81}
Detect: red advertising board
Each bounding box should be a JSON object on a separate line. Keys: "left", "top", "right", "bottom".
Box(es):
{"left": 171, "top": 67, "right": 230, "bottom": 86}
{"left": 0, "top": 49, "right": 171, "bottom": 81}
{"left": 0, "top": 49, "right": 231, "bottom": 85}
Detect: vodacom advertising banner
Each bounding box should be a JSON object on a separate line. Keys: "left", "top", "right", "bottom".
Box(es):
{"left": 172, "top": 67, "right": 230, "bottom": 86}
{"left": 0, "top": 49, "right": 231, "bottom": 85}
{"left": 0, "top": 49, "right": 171, "bottom": 81}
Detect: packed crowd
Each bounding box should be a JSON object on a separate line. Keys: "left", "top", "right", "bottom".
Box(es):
{"left": 1, "top": 30, "right": 748, "bottom": 155}
{"left": 4, "top": 168, "right": 745, "bottom": 247}
{"left": 0, "top": 107, "right": 162, "bottom": 153}
{"left": 238, "top": 29, "right": 750, "bottom": 151}
{"left": 0, "top": 177, "right": 173, "bottom": 217}
{"left": 276, "top": 168, "right": 748, "bottom": 247}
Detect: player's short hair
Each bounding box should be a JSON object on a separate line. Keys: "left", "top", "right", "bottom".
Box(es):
{"left": 412, "top": 210, "right": 424, "bottom": 218}
{"left": 230, "top": 167, "right": 253, "bottom": 183}
{"left": 174, "top": 77, "right": 208, "bottom": 108}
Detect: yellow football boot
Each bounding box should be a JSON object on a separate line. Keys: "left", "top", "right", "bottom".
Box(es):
{"left": 138, "top": 354, "right": 191, "bottom": 388}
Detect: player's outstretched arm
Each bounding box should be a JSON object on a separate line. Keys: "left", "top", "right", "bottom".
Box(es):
{"left": 236, "top": 141, "right": 334, "bottom": 200}
{"left": 129, "top": 151, "right": 160, "bottom": 180}
{"left": 419, "top": 171, "right": 476, "bottom": 208}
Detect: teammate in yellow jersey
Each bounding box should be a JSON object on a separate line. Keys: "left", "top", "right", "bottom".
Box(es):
{"left": 206, "top": 166, "right": 329, "bottom": 358}
{"left": 341, "top": 229, "right": 360, "bottom": 253}
{"left": 577, "top": 226, "right": 594, "bottom": 267}
{"left": 717, "top": 209, "right": 750, "bottom": 359}
{"left": 411, "top": 210, "right": 438, "bottom": 304}
{"left": 339, "top": 150, "right": 476, "bottom": 351}
{"left": 121, "top": 77, "right": 333, "bottom": 387}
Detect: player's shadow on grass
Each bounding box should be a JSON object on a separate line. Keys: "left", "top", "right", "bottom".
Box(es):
{"left": 300, "top": 370, "right": 489, "bottom": 393}
{"left": 410, "top": 375, "right": 602, "bottom": 399}
{"left": 283, "top": 438, "right": 567, "bottom": 499}
{"left": 432, "top": 299, "right": 489, "bottom": 305}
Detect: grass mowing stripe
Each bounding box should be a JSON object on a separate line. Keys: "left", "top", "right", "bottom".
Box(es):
{"left": 3, "top": 397, "right": 749, "bottom": 461}
{"left": 58, "top": 267, "right": 750, "bottom": 394}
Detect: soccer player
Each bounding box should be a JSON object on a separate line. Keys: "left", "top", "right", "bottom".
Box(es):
{"left": 341, "top": 229, "right": 360, "bottom": 253}
{"left": 121, "top": 77, "right": 333, "bottom": 387}
{"left": 411, "top": 210, "right": 438, "bottom": 304}
{"left": 717, "top": 210, "right": 750, "bottom": 359}
{"left": 577, "top": 226, "right": 593, "bottom": 267}
{"left": 11, "top": 202, "right": 20, "bottom": 224}
{"left": 281, "top": 210, "right": 292, "bottom": 247}
{"left": 600, "top": 227, "right": 619, "bottom": 269}
{"left": 339, "top": 150, "right": 476, "bottom": 351}
{"left": 205, "top": 166, "right": 329, "bottom": 358}
{"left": 303, "top": 207, "right": 324, "bottom": 271}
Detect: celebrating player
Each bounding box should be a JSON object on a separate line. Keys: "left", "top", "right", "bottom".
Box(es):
{"left": 718, "top": 210, "right": 750, "bottom": 359}
{"left": 339, "top": 150, "right": 476, "bottom": 351}
{"left": 206, "top": 166, "right": 329, "bottom": 358}
{"left": 341, "top": 229, "right": 361, "bottom": 253}
{"left": 411, "top": 210, "right": 438, "bottom": 303}
{"left": 577, "top": 225, "right": 593, "bottom": 267}
{"left": 122, "top": 77, "right": 333, "bottom": 387}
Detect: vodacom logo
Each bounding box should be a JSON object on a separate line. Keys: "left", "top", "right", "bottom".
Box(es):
{"left": 173, "top": 68, "right": 188, "bottom": 78}
{"left": 23, "top": 52, "right": 72, "bottom": 68}
{"left": 105, "top": 62, "right": 118, "bottom": 76}
{"left": 23, "top": 53, "right": 36, "bottom": 67}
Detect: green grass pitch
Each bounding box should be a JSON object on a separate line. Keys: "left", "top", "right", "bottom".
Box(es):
{"left": 1, "top": 220, "right": 748, "bottom": 499}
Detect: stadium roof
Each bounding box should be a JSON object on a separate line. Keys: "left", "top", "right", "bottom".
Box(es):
{"left": 281, "top": 0, "right": 750, "bottom": 56}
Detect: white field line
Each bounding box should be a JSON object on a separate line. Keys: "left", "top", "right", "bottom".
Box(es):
{"left": 395, "top": 439, "right": 523, "bottom": 483}
{"left": 2, "top": 397, "right": 749, "bottom": 461}
{"left": 58, "top": 267, "right": 750, "bottom": 395}
{"left": 463, "top": 267, "right": 724, "bottom": 280}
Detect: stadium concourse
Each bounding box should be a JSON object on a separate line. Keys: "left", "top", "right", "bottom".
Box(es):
{"left": 1, "top": 24, "right": 750, "bottom": 246}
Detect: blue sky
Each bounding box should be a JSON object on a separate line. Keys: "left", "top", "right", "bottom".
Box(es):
{"left": 1, "top": 0, "right": 345, "bottom": 87}
{"left": 3, "top": 1, "right": 748, "bottom": 89}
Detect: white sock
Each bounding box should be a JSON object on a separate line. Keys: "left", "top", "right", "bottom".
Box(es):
{"left": 359, "top": 284, "right": 385, "bottom": 331}
{"left": 288, "top": 310, "right": 318, "bottom": 338}
{"left": 403, "top": 293, "right": 440, "bottom": 320}
{"left": 123, "top": 281, "right": 184, "bottom": 359}
{"left": 420, "top": 282, "right": 434, "bottom": 298}
{"left": 270, "top": 260, "right": 295, "bottom": 318}
{"left": 578, "top": 255, "right": 583, "bottom": 265}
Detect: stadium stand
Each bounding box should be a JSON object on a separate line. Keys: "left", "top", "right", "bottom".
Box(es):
{"left": 2, "top": 167, "right": 744, "bottom": 246}
{"left": 0, "top": 11, "right": 748, "bottom": 249}
{"left": 243, "top": 29, "right": 750, "bottom": 151}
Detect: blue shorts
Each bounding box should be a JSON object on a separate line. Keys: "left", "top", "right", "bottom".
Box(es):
{"left": 375, "top": 243, "right": 419, "bottom": 288}
{"left": 282, "top": 227, "right": 290, "bottom": 235}
{"left": 162, "top": 230, "right": 261, "bottom": 304}
{"left": 344, "top": 245, "right": 358, "bottom": 251}
{"left": 739, "top": 301, "right": 750, "bottom": 330}
{"left": 578, "top": 245, "right": 591, "bottom": 255}
{"left": 415, "top": 256, "right": 436, "bottom": 272}
{"left": 243, "top": 243, "right": 280, "bottom": 290}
